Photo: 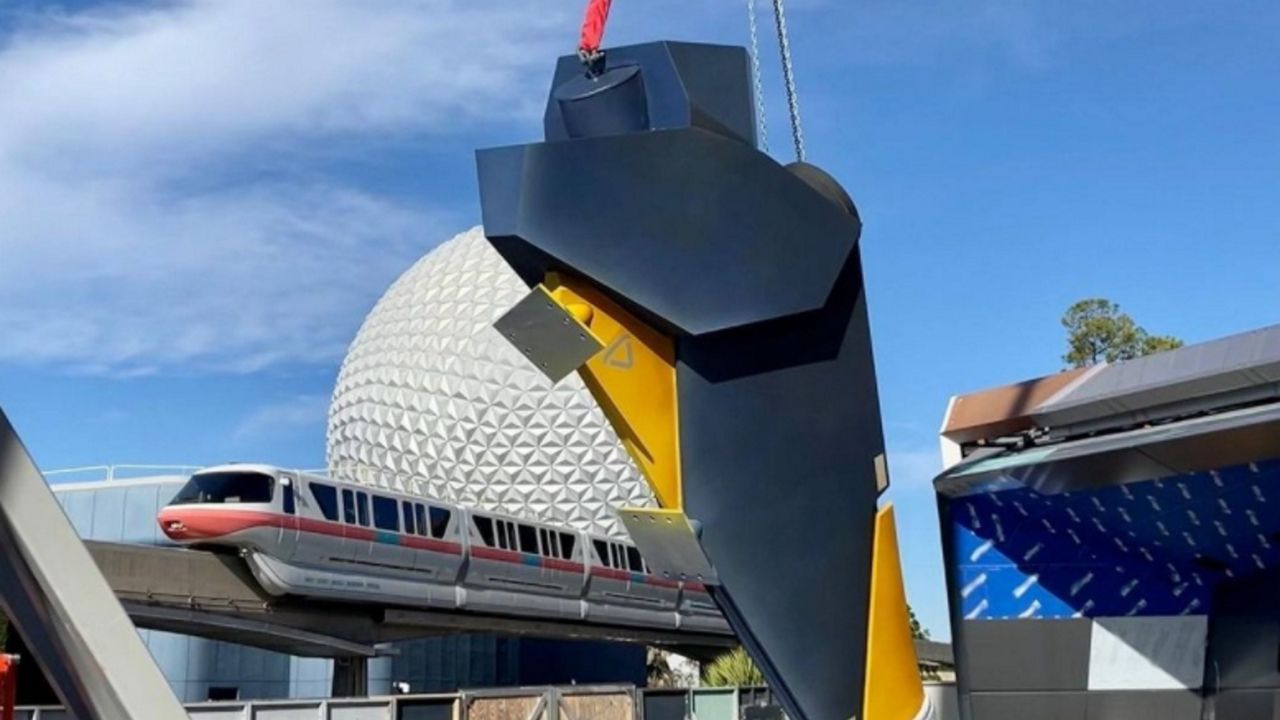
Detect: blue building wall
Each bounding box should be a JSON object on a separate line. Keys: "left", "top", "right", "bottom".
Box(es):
{"left": 50, "top": 476, "right": 644, "bottom": 701}
{"left": 946, "top": 459, "right": 1280, "bottom": 621}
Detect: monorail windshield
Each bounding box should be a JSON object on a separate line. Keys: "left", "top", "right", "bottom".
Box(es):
{"left": 171, "top": 471, "right": 274, "bottom": 505}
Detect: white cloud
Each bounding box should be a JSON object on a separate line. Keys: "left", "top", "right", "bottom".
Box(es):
{"left": 0, "top": 0, "right": 569, "bottom": 374}
{"left": 1, "top": 0, "right": 1170, "bottom": 377}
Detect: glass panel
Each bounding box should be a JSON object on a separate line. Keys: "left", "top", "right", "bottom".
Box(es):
{"left": 518, "top": 524, "right": 538, "bottom": 554}
{"left": 474, "top": 516, "right": 495, "bottom": 547}
{"left": 429, "top": 507, "right": 451, "bottom": 539}
{"left": 626, "top": 546, "right": 644, "bottom": 573}
{"left": 282, "top": 483, "right": 296, "bottom": 515}
{"left": 539, "top": 528, "right": 551, "bottom": 557}
{"left": 356, "top": 492, "right": 369, "bottom": 527}
{"left": 402, "top": 502, "right": 415, "bottom": 535}
{"left": 342, "top": 489, "right": 356, "bottom": 524}
{"left": 561, "top": 533, "right": 577, "bottom": 559}
{"left": 372, "top": 496, "right": 398, "bottom": 531}
{"left": 593, "top": 539, "right": 610, "bottom": 567}
{"left": 309, "top": 483, "right": 339, "bottom": 521}
{"left": 171, "top": 472, "right": 273, "bottom": 505}
{"left": 415, "top": 504, "right": 428, "bottom": 537}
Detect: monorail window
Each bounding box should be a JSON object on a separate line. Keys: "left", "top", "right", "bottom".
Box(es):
{"left": 539, "top": 528, "right": 551, "bottom": 556}
{"left": 415, "top": 504, "right": 428, "bottom": 538}
{"left": 282, "top": 482, "right": 296, "bottom": 515}
{"left": 518, "top": 524, "right": 538, "bottom": 554}
{"left": 496, "top": 522, "right": 510, "bottom": 550}
{"left": 626, "top": 546, "right": 644, "bottom": 573}
{"left": 611, "top": 544, "right": 624, "bottom": 570}
{"left": 402, "top": 502, "right": 416, "bottom": 535}
{"left": 429, "top": 507, "right": 451, "bottom": 539}
{"left": 372, "top": 496, "right": 398, "bottom": 532}
{"left": 310, "top": 483, "right": 339, "bottom": 521}
{"left": 549, "top": 531, "right": 561, "bottom": 558}
{"left": 474, "top": 516, "right": 496, "bottom": 547}
{"left": 356, "top": 492, "right": 370, "bottom": 527}
{"left": 593, "top": 539, "right": 610, "bottom": 567}
{"left": 342, "top": 489, "right": 356, "bottom": 524}
{"left": 171, "top": 472, "right": 273, "bottom": 505}
{"left": 561, "top": 533, "right": 576, "bottom": 559}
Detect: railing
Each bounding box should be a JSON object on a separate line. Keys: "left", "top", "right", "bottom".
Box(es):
{"left": 42, "top": 465, "right": 204, "bottom": 483}
{"left": 40, "top": 463, "right": 471, "bottom": 507}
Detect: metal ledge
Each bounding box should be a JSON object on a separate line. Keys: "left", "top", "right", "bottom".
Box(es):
{"left": 936, "top": 400, "right": 1280, "bottom": 498}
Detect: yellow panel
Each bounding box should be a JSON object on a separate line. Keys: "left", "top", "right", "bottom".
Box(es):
{"left": 544, "top": 274, "right": 683, "bottom": 509}
{"left": 863, "top": 505, "right": 926, "bottom": 720}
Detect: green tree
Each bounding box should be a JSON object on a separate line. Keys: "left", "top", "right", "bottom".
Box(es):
{"left": 1061, "top": 298, "right": 1184, "bottom": 368}
{"left": 908, "top": 605, "right": 929, "bottom": 640}
{"left": 702, "top": 646, "right": 766, "bottom": 688}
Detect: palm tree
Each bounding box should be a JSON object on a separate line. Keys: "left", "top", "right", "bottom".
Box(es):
{"left": 702, "top": 647, "right": 766, "bottom": 688}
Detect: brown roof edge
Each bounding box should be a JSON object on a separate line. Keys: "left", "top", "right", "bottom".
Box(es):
{"left": 941, "top": 367, "right": 1090, "bottom": 444}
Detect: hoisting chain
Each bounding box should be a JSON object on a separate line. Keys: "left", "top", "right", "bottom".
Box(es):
{"left": 746, "top": 0, "right": 770, "bottom": 153}
{"left": 771, "top": 0, "right": 806, "bottom": 162}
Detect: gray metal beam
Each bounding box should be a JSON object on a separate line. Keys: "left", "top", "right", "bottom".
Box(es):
{"left": 381, "top": 608, "right": 736, "bottom": 649}
{"left": 122, "top": 602, "right": 387, "bottom": 659}
{"left": 0, "top": 408, "right": 187, "bottom": 719}
{"left": 83, "top": 540, "right": 735, "bottom": 658}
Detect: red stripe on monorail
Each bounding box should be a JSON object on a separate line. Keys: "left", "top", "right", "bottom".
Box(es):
{"left": 591, "top": 566, "right": 632, "bottom": 582}
{"left": 157, "top": 508, "right": 463, "bottom": 555}
{"left": 472, "top": 546, "right": 587, "bottom": 574}
{"left": 588, "top": 566, "right": 681, "bottom": 589}
{"left": 471, "top": 546, "right": 523, "bottom": 563}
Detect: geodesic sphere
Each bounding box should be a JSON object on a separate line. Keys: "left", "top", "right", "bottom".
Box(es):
{"left": 327, "top": 226, "right": 653, "bottom": 537}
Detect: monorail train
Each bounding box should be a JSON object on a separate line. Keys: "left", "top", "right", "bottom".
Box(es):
{"left": 157, "top": 464, "right": 727, "bottom": 634}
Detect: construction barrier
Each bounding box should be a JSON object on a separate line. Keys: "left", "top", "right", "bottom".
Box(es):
{"left": 9, "top": 683, "right": 962, "bottom": 719}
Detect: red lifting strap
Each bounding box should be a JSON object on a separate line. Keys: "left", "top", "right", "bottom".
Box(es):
{"left": 0, "top": 655, "right": 16, "bottom": 720}
{"left": 578, "top": 0, "right": 613, "bottom": 57}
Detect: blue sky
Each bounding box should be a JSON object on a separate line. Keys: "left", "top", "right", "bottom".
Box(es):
{"left": 1, "top": 0, "right": 1278, "bottom": 641}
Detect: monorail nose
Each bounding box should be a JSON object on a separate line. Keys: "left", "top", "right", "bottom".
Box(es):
{"left": 157, "top": 508, "right": 192, "bottom": 540}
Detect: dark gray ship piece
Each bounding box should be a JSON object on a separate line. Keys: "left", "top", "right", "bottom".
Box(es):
{"left": 478, "top": 41, "right": 926, "bottom": 720}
